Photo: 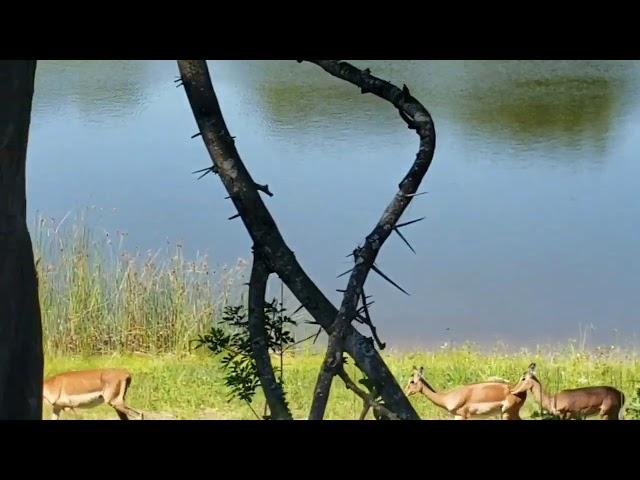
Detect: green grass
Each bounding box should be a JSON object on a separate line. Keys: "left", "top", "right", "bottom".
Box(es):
{"left": 44, "top": 346, "right": 640, "bottom": 420}
{"left": 34, "top": 215, "right": 640, "bottom": 420}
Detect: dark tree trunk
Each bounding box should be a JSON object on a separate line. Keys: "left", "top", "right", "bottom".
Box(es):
{"left": 247, "top": 253, "right": 293, "bottom": 419}
{"left": 0, "top": 60, "right": 43, "bottom": 420}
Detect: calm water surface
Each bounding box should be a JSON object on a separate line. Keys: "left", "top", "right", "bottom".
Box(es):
{"left": 26, "top": 60, "right": 640, "bottom": 349}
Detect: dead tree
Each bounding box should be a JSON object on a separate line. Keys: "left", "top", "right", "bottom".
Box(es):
{"left": 177, "top": 60, "right": 434, "bottom": 420}
{"left": 0, "top": 60, "right": 43, "bottom": 420}
{"left": 307, "top": 61, "right": 435, "bottom": 420}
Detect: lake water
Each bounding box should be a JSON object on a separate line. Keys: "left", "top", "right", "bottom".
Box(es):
{"left": 26, "top": 60, "right": 640, "bottom": 350}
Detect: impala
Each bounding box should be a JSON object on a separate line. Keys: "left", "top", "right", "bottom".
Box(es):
{"left": 43, "top": 368, "right": 144, "bottom": 420}
{"left": 510, "top": 363, "right": 625, "bottom": 420}
{"left": 404, "top": 366, "right": 526, "bottom": 419}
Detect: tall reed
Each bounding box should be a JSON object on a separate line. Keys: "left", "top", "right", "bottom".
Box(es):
{"left": 33, "top": 212, "right": 247, "bottom": 355}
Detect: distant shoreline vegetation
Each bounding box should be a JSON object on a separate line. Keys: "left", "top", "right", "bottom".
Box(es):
{"left": 33, "top": 213, "right": 639, "bottom": 356}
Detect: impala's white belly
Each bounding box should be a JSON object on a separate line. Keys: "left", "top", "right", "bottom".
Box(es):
{"left": 56, "top": 391, "right": 104, "bottom": 409}
{"left": 466, "top": 402, "right": 503, "bottom": 417}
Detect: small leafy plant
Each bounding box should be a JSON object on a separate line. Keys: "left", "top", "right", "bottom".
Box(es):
{"left": 194, "top": 298, "right": 297, "bottom": 418}
{"left": 625, "top": 386, "right": 640, "bottom": 419}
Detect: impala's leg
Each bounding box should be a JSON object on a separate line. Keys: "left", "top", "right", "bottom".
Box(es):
{"left": 503, "top": 410, "right": 520, "bottom": 420}
{"left": 120, "top": 377, "right": 143, "bottom": 419}
{"left": 112, "top": 406, "right": 130, "bottom": 420}
{"left": 51, "top": 406, "right": 61, "bottom": 420}
{"left": 103, "top": 377, "right": 130, "bottom": 420}
{"left": 109, "top": 376, "right": 143, "bottom": 420}
{"left": 600, "top": 402, "right": 619, "bottom": 420}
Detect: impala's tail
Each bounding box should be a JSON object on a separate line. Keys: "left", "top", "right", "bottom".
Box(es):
{"left": 619, "top": 391, "right": 626, "bottom": 420}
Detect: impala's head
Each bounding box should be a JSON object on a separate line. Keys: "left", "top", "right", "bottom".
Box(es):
{"left": 510, "top": 363, "right": 540, "bottom": 395}
{"left": 404, "top": 366, "right": 425, "bottom": 396}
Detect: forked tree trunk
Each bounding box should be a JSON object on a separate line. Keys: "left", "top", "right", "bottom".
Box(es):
{"left": 0, "top": 60, "right": 43, "bottom": 420}
{"left": 177, "top": 60, "right": 423, "bottom": 420}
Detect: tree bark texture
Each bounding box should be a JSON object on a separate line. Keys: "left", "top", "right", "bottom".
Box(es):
{"left": 0, "top": 60, "right": 43, "bottom": 420}
{"left": 177, "top": 60, "right": 420, "bottom": 420}
{"left": 247, "top": 252, "right": 293, "bottom": 420}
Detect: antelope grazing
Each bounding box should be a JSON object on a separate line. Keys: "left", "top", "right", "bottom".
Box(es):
{"left": 404, "top": 366, "right": 526, "bottom": 420}
{"left": 43, "top": 368, "right": 144, "bottom": 420}
{"left": 510, "top": 363, "right": 625, "bottom": 420}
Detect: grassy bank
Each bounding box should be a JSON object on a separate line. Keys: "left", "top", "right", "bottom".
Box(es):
{"left": 45, "top": 347, "right": 640, "bottom": 420}
{"left": 34, "top": 216, "right": 640, "bottom": 420}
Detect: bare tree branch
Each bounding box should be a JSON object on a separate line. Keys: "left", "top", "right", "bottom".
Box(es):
{"left": 247, "top": 252, "right": 293, "bottom": 420}
{"left": 177, "top": 60, "right": 419, "bottom": 419}
{"left": 306, "top": 60, "right": 436, "bottom": 420}
{"left": 336, "top": 366, "right": 399, "bottom": 420}
{"left": 359, "top": 289, "right": 385, "bottom": 350}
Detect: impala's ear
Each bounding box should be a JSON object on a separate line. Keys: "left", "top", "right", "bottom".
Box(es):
{"left": 528, "top": 363, "right": 536, "bottom": 374}
{"left": 419, "top": 366, "right": 424, "bottom": 376}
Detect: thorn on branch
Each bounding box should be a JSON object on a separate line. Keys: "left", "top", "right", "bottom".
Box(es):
{"left": 404, "top": 191, "right": 428, "bottom": 198}
{"left": 192, "top": 165, "right": 218, "bottom": 180}
{"left": 371, "top": 264, "right": 410, "bottom": 296}
{"left": 336, "top": 289, "right": 346, "bottom": 293}
{"left": 394, "top": 227, "right": 416, "bottom": 254}
{"left": 312, "top": 327, "right": 322, "bottom": 344}
{"left": 255, "top": 183, "right": 274, "bottom": 197}
{"left": 399, "top": 108, "right": 419, "bottom": 130}
{"left": 401, "top": 84, "right": 414, "bottom": 103}
{"left": 175, "top": 80, "right": 184, "bottom": 88}
{"left": 395, "top": 217, "right": 425, "bottom": 229}
{"left": 292, "top": 304, "right": 305, "bottom": 315}
{"left": 228, "top": 213, "right": 241, "bottom": 220}
{"left": 356, "top": 300, "right": 375, "bottom": 314}
{"left": 191, "top": 132, "right": 202, "bottom": 139}
{"left": 337, "top": 267, "right": 353, "bottom": 278}
{"left": 359, "top": 290, "right": 386, "bottom": 350}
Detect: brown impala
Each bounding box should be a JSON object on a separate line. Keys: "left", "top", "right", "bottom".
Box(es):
{"left": 43, "top": 368, "right": 144, "bottom": 420}
{"left": 404, "top": 366, "right": 526, "bottom": 420}
{"left": 510, "top": 363, "right": 625, "bottom": 420}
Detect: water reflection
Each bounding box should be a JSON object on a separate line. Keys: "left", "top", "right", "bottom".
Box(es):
{"left": 452, "top": 75, "right": 622, "bottom": 153}
{"left": 26, "top": 60, "right": 640, "bottom": 348}
{"left": 250, "top": 60, "right": 638, "bottom": 161}
{"left": 32, "top": 60, "right": 174, "bottom": 121}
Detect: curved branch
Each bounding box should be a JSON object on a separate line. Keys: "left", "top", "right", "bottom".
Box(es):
{"left": 247, "top": 253, "right": 292, "bottom": 420}
{"left": 306, "top": 60, "right": 436, "bottom": 420}
{"left": 176, "top": 60, "right": 419, "bottom": 420}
